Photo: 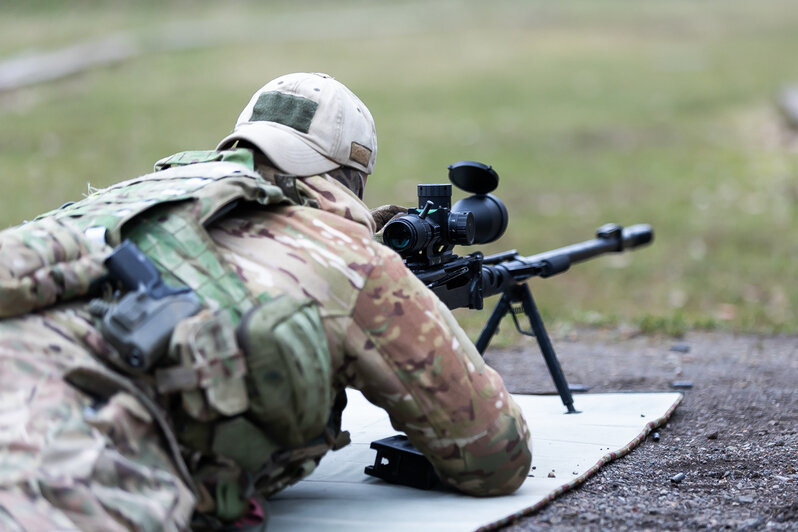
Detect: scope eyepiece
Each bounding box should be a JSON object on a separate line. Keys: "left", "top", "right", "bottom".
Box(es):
{"left": 383, "top": 216, "right": 433, "bottom": 254}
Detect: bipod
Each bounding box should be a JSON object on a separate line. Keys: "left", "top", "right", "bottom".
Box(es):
{"left": 475, "top": 283, "right": 579, "bottom": 414}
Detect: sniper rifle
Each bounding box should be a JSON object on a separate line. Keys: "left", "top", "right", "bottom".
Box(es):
{"left": 365, "top": 161, "right": 653, "bottom": 488}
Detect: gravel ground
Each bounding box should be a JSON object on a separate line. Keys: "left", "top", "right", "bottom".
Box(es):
{"left": 484, "top": 328, "right": 797, "bottom": 531}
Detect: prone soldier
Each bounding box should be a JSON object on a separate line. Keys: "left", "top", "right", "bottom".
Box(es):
{"left": 0, "top": 72, "right": 531, "bottom": 530}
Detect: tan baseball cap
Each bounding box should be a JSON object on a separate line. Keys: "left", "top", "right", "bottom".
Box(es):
{"left": 217, "top": 73, "right": 377, "bottom": 176}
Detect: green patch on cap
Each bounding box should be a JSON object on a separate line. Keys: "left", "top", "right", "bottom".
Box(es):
{"left": 250, "top": 91, "right": 318, "bottom": 133}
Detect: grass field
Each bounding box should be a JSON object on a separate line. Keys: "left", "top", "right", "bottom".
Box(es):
{"left": 1, "top": 0, "right": 797, "bottom": 338}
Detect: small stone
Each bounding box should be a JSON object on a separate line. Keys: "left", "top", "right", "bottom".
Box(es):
{"left": 707, "top": 431, "right": 719, "bottom": 440}
{"left": 652, "top": 432, "right": 661, "bottom": 441}
{"left": 548, "top": 471, "right": 556, "bottom": 478}
{"left": 670, "top": 380, "right": 694, "bottom": 389}
{"left": 741, "top": 517, "right": 765, "bottom": 528}
{"left": 581, "top": 512, "right": 599, "bottom": 522}
{"left": 670, "top": 342, "right": 691, "bottom": 353}
{"left": 737, "top": 495, "right": 754, "bottom": 504}
{"left": 670, "top": 472, "right": 686, "bottom": 483}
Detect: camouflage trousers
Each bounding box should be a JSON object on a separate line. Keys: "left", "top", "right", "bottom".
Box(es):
{"left": 0, "top": 311, "right": 195, "bottom": 531}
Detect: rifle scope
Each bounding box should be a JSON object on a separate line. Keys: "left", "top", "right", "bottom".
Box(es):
{"left": 383, "top": 161, "right": 508, "bottom": 261}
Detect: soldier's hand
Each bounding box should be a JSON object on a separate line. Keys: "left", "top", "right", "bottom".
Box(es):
{"left": 370, "top": 204, "right": 407, "bottom": 232}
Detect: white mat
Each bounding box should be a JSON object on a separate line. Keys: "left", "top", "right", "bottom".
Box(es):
{"left": 269, "top": 390, "right": 682, "bottom": 532}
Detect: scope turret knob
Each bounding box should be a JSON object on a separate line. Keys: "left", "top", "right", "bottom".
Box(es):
{"left": 417, "top": 184, "right": 452, "bottom": 210}
{"left": 449, "top": 211, "right": 476, "bottom": 246}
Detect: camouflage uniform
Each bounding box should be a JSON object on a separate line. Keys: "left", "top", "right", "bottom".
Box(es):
{"left": 0, "top": 306, "right": 196, "bottom": 530}
{"left": 0, "top": 160, "right": 531, "bottom": 529}
{"left": 211, "top": 172, "right": 532, "bottom": 495}
{"left": 0, "top": 66, "right": 532, "bottom": 527}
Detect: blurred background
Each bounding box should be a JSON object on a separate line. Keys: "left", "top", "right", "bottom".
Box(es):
{"left": 1, "top": 0, "right": 797, "bottom": 338}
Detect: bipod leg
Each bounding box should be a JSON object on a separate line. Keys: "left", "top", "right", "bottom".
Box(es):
{"left": 511, "top": 284, "right": 578, "bottom": 414}
{"left": 475, "top": 285, "right": 578, "bottom": 413}
{"left": 475, "top": 291, "right": 513, "bottom": 355}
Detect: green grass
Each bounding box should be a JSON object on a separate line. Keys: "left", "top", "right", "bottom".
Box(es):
{"left": 1, "top": 0, "right": 797, "bottom": 337}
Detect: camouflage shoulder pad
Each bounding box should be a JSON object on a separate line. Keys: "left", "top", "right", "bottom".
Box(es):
{"left": 154, "top": 148, "right": 255, "bottom": 172}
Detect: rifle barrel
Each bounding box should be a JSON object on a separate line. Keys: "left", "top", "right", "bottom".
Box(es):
{"left": 479, "top": 224, "right": 653, "bottom": 301}
{"left": 522, "top": 223, "right": 652, "bottom": 267}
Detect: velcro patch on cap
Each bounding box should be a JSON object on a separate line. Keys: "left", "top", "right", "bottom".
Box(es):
{"left": 349, "top": 142, "right": 371, "bottom": 168}
{"left": 250, "top": 92, "right": 318, "bottom": 133}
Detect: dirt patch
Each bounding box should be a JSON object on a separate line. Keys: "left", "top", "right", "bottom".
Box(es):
{"left": 485, "top": 328, "right": 797, "bottom": 531}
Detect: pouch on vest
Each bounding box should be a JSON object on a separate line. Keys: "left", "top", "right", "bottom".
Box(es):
{"left": 236, "top": 295, "right": 333, "bottom": 449}
{"left": 156, "top": 309, "right": 249, "bottom": 420}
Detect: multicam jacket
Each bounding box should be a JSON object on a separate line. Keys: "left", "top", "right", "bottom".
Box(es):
{"left": 0, "top": 160, "right": 531, "bottom": 530}
{"left": 209, "top": 172, "right": 532, "bottom": 496}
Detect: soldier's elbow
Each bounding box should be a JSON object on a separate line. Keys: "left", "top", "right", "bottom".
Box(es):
{"left": 438, "top": 440, "right": 532, "bottom": 497}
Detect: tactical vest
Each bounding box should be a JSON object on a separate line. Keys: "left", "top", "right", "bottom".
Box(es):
{"left": 0, "top": 150, "right": 341, "bottom": 521}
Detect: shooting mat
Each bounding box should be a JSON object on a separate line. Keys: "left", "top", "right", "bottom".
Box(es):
{"left": 269, "top": 390, "right": 682, "bottom": 531}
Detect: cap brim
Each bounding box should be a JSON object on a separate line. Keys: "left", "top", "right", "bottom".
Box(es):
{"left": 216, "top": 122, "right": 339, "bottom": 176}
